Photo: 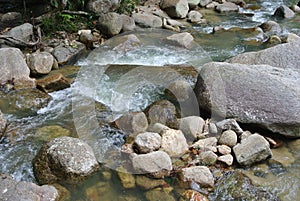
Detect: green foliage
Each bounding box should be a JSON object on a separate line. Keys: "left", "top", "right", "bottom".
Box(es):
{"left": 41, "top": 12, "right": 94, "bottom": 35}
{"left": 117, "top": 0, "right": 139, "bottom": 15}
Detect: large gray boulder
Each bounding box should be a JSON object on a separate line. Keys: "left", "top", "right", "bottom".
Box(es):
{"left": 0, "top": 173, "right": 59, "bottom": 201}
{"left": 160, "top": 0, "right": 189, "bottom": 18}
{"left": 132, "top": 12, "right": 162, "bottom": 28}
{"left": 86, "top": 0, "right": 119, "bottom": 15}
{"left": 0, "top": 48, "right": 35, "bottom": 88}
{"left": 132, "top": 150, "right": 172, "bottom": 178}
{"left": 33, "top": 136, "right": 99, "bottom": 184}
{"left": 227, "top": 41, "right": 300, "bottom": 70}
{"left": 97, "top": 12, "right": 123, "bottom": 37}
{"left": 194, "top": 62, "right": 300, "bottom": 137}
{"left": 233, "top": 134, "right": 272, "bottom": 166}
{"left": 6, "top": 23, "right": 33, "bottom": 42}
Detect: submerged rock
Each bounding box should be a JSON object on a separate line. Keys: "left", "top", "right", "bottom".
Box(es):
{"left": 233, "top": 134, "right": 272, "bottom": 166}
{"left": 145, "top": 187, "right": 176, "bottom": 201}
{"left": 0, "top": 173, "right": 59, "bottom": 201}
{"left": 37, "top": 73, "right": 71, "bottom": 93}
{"left": 35, "top": 125, "right": 71, "bottom": 142}
{"left": 195, "top": 62, "right": 300, "bottom": 137}
{"left": 136, "top": 175, "right": 167, "bottom": 190}
{"left": 33, "top": 136, "right": 99, "bottom": 184}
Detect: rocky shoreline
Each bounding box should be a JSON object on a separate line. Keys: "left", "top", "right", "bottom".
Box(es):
{"left": 0, "top": 0, "right": 300, "bottom": 200}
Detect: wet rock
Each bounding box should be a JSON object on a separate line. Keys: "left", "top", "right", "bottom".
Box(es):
{"left": 132, "top": 12, "right": 162, "bottom": 28}
{"left": 160, "top": 0, "right": 189, "bottom": 18}
{"left": 178, "top": 116, "right": 205, "bottom": 141}
{"left": 121, "top": 14, "right": 136, "bottom": 32}
{"left": 37, "top": 73, "right": 71, "bottom": 93}
{"left": 35, "top": 125, "right": 71, "bottom": 142}
{"left": 0, "top": 47, "right": 35, "bottom": 88}
{"left": 268, "top": 35, "right": 281, "bottom": 44}
{"left": 233, "top": 134, "right": 272, "bottom": 166}
{"left": 188, "top": 0, "right": 200, "bottom": 9}
{"left": 145, "top": 187, "right": 176, "bottom": 201}
{"left": 27, "top": 51, "right": 54, "bottom": 75}
{"left": 136, "top": 175, "right": 167, "bottom": 190}
{"left": 85, "top": 181, "right": 114, "bottom": 201}
{"left": 195, "top": 62, "right": 300, "bottom": 137}
{"left": 0, "top": 88, "right": 51, "bottom": 117}
{"left": 132, "top": 151, "right": 172, "bottom": 178}
{"left": 161, "top": 128, "right": 189, "bottom": 157}
{"left": 145, "top": 100, "right": 178, "bottom": 128}
{"left": 180, "top": 190, "right": 209, "bottom": 201}
{"left": 87, "top": 0, "right": 119, "bottom": 15}
{"left": 215, "top": 119, "right": 243, "bottom": 134}
{"left": 218, "top": 130, "right": 237, "bottom": 147}
{"left": 187, "top": 10, "right": 203, "bottom": 23}
{"left": 97, "top": 12, "right": 123, "bottom": 37}
{"left": 218, "top": 154, "right": 234, "bottom": 165}
{"left": 115, "top": 112, "right": 148, "bottom": 135}
{"left": 6, "top": 22, "right": 33, "bottom": 42}
{"left": 259, "top": 21, "right": 282, "bottom": 35}
{"left": 134, "top": 132, "right": 161, "bottom": 154}
{"left": 180, "top": 166, "right": 214, "bottom": 188}
{"left": 209, "top": 171, "right": 279, "bottom": 200}
{"left": 33, "top": 136, "right": 99, "bottom": 184}
{"left": 198, "top": 150, "right": 218, "bottom": 165}
{"left": 52, "top": 41, "right": 86, "bottom": 65}
{"left": 274, "top": 5, "right": 295, "bottom": 19}
{"left": 227, "top": 41, "right": 300, "bottom": 70}
{"left": 166, "top": 32, "right": 194, "bottom": 49}
{"left": 216, "top": 2, "right": 238, "bottom": 12}
{"left": 117, "top": 167, "right": 136, "bottom": 189}
{"left": 271, "top": 146, "right": 295, "bottom": 167}
{"left": 0, "top": 110, "right": 7, "bottom": 138}
{"left": 217, "top": 144, "right": 231, "bottom": 155}
{"left": 0, "top": 173, "right": 59, "bottom": 201}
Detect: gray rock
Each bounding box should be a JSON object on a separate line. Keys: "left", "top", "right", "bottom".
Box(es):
{"left": 233, "top": 133, "right": 272, "bottom": 166}
{"left": 178, "top": 116, "right": 205, "bottom": 141}
{"left": 206, "top": 1, "right": 219, "bottom": 9}
{"left": 166, "top": 32, "right": 194, "bottom": 49}
{"left": 217, "top": 144, "right": 231, "bottom": 155}
{"left": 111, "top": 34, "right": 142, "bottom": 53}
{"left": 27, "top": 51, "right": 54, "bottom": 75}
{"left": 148, "top": 123, "right": 171, "bottom": 134}
{"left": 217, "top": 154, "right": 234, "bottom": 165}
{"left": 195, "top": 62, "right": 300, "bottom": 137}
{"left": 1, "top": 12, "right": 22, "bottom": 23}
{"left": 240, "top": 130, "right": 252, "bottom": 141}
{"left": 0, "top": 173, "right": 59, "bottom": 201}
{"left": 115, "top": 112, "right": 148, "bottom": 135}
{"left": 132, "top": 12, "right": 162, "bottom": 28}
{"left": 145, "top": 100, "right": 178, "bottom": 128}
{"left": 216, "top": 2, "right": 238, "bottom": 12}
{"left": 228, "top": 0, "right": 246, "bottom": 7}
{"left": 36, "top": 73, "right": 71, "bottom": 93}
{"left": 274, "top": 5, "right": 295, "bottom": 19}
{"left": 286, "top": 33, "right": 300, "bottom": 43}
{"left": 187, "top": 10, "right": 203, "bottom": 23}
{"left": 259, "top": 21, "right": 282, "bottom": 35}
{"left": 6, "top": 23, "right": 33, "bottom": 42}
{"left": 79, "top": 30, "right": 98, "bottom": 49}
{"left": 134, "top": 132, "right": 162, "bottom": 154}
{"left": 291, "top": 5, "right": 300, "bottom": 13}
{"left": 208, "top": 122, "right": 218, "bottom": 135}
{"left": 215, "top": 119, "right": 243, "bottom": 134}
{"left": 188, "top": 0, "right": 200, "bottom": 9}
{"left": 161, "top": 128, "right": 189, "bottom": 157}
{"left": 132, "top": 151, "right": 172, "bottom": 178}
{"left": 52, "top": 41, "right": 86, "bottom": 65}
{"left": 166, "top": 79, "right": 194, "bottom": 102}
{"left": 97, "top": 12, "right": 123, "bottom": 37}
{"left": 198, "top": 150, "right": 218, "bottom": 165}
{"left": 218, "top": 130, "right": 237, "bottom": 147}
{"left": 33, "top": 136, "right": 99, "bottom": 184}
{"left": 121, "top": 14, "right": 136, "bottom": 32}
{"left": 0, "top": 110, "right": 7, "bottom": 138}
{"left": 160, "top": 0, "right": 189, "bottom": 18}
{"left": 191, "top": 137, "right": 218, "bottom": 152}
{"left": 0, "top": 47, "right": 35, "bottom": 88}
{"left": 180, "top": 166, "right": 214, "bottom": 187}
{"left": 86, "top": 0, "right": 119, "bottom": 15}
{"left": 199, "top": 0, "right": 212, "bottom": 7}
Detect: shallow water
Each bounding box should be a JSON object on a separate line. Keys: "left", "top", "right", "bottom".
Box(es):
{"left": 0, "top": 0, "right": 300, "bottom": 200}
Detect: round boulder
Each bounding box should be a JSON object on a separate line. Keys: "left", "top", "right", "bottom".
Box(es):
{"left": 97, "top": 12, "right": 123, "bottom": 37}
{"left": 27, "top": 52, "right": 54, "bottom": 75}
{"left": 134, "top": 132, "right": 162, "bottom": 154}
{"left": 218, "top": 130, "right": 237, "bottom": 147}
{"left": 33, "top": 136, "right": 99, "bottom": 184}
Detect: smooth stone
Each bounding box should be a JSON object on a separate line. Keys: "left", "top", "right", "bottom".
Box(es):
{"left": 178, "top": 116, "right": 205, "bottom": 141}
{"left": 161, "top": 128, "right": 189, "bottom": 157}
{"left": 180, "top": 166, "right": 214, "bottom": 188}
{"left": 218, "top": 154, "right": 234, "bottom": 165}
{"left": 134, "top": 132, "right": 162, "bottom": 154}
{"left": 115, "top": 112, "right": 148, "bottom": 135}
{"left": 218, "top": 130, "right": 237, "bottom": 147}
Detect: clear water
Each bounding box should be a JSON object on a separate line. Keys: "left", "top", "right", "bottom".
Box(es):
{"left": 0, "top": 0, "right": 300, "bottom": 200}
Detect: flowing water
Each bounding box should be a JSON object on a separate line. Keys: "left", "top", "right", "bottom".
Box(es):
{"left": 1, "top": 0, "right": 300, "bottom": 200}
